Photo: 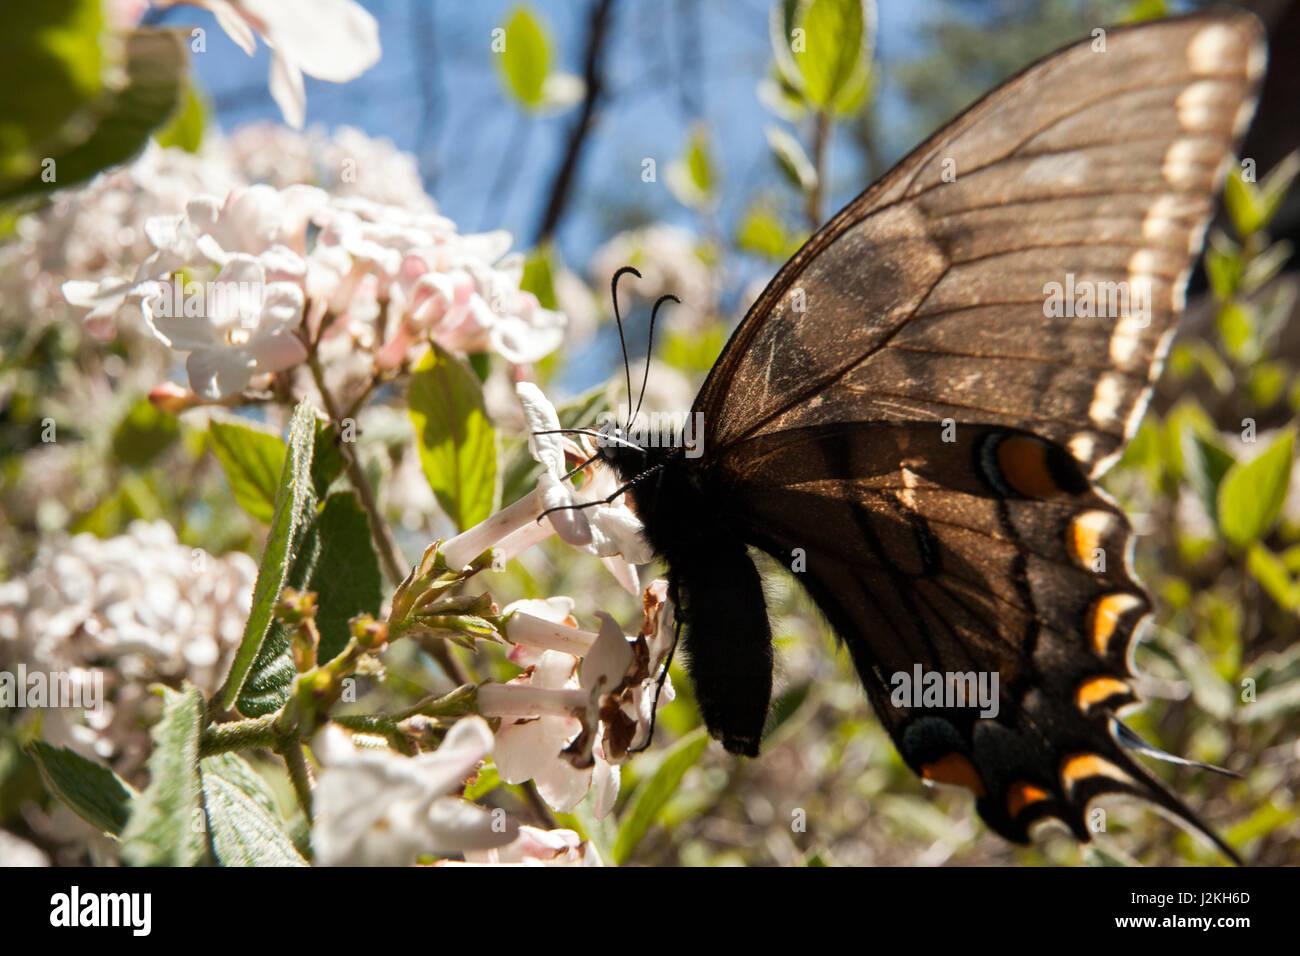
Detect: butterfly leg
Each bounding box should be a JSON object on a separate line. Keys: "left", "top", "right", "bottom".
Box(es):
{"left": 672, "top": 543, "right": 773, "bottom": 757}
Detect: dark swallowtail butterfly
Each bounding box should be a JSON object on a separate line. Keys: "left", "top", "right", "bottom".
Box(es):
{"left": 596, "top": 12, "right": 1265, "bottom": 860}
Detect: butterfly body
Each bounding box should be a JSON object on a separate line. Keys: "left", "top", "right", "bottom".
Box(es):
{"left": 600, "top": 13, "right": 1266, "bottom": 860}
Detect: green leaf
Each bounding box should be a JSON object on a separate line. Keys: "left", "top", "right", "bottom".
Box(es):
{"left": 201, "top": 754, "right": 307, "bottom": 866}
{"left": 612, "top": 730, "right": 709, "bottom": 864}
{"left": 668, "top": 125, "right": 717, "bottom": 208}
{"left": 1240, "top": 239, "right": 1293, "bottom": 295}
{"left": 112, "top": 395, "right": 179, "bottom": 467}
{"left": 1203, "top": 232, "right": 1242, "bottom": 301}
{"left": 153, "top": 77, "right": 206, "bottom": 153}
{"left": 463, "top": 761, "right": 502, "bottom": 802}
{"left": 1182, "top": 431, "right": 1236, "bottom": 524}
{"left": 1215, "top": 301, "right": 1254, "bottom": 362}
{"left": 121, "top": 684, "right": 207, "bottom": 866}
{"left": 520, "top": 245, "right": 558, "bottom": 310}
{"left": 200, "top": 753, "right": 280, "bottom": 820}
{"left": 1224, "top": 166, "right": 1267, "bottom": 237}
{"left": 1246, "top": 542, "right": 1298, "bottom": 610}
{"left": 765, "top": 123, "right": 817, "bottom": 192}
{"left": 1259, "top": 152, "right": 1300, "bottom": 228}
{"left": 25, "top": 741, "right": 136, "bottom": 836}
{"left": 1, "top": 27, "right": 189, "bottom": 202}
{"left": 409, "top": 344, "right": 498, "bottom": 531}
{"left": 498, "top": 6, "right": 550, "bottom": 110}
{"left": 1217, "top": 428, "right": 1295, "bottom": 549}
{"left": 736, "top": 203, "right": 793, "bottom": 259}
{"left": 793, "top": 0, "right": 870, "bottom": 113}
{"left": 208, "top": 414, "right": 287, "bottom": 524}
{"left": 1248, "top": 361, "right": 1288, "bottom": 408}
{"left": 311, "top": 419, "right": 346, "bottom": 499}
{"left": 310, "top": 492, "right": 384, "bottom": 662}
{"left": 0, "top": 0, "right": 103, "bottom": 184}
{"left": 219, "top": 401, "right": 319, "bottom": 712}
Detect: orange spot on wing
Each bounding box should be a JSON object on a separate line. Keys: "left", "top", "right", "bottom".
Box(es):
{"left": 921, "top": 753, "right": 986, "bottom": 797}
{"left": 1075, "top": 676, "right": 1132, "bottom": 711}
{"left": 996, "top": 436, "right": 1061, "bottom": 498}
{"left": 1067, "top": 510, "right": 1115, "bottom": 569}
{"left": 1006, "top": 781, "right": 1050, "bottom": 819}
{"left": 1087, "top": 593, "right": 1143, "bottom": 655}
{"left": 1061, "top": 753, "right": 1131, "bottom": 790}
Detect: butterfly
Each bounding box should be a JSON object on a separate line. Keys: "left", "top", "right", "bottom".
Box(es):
{"left": 588, "top": 13, "right": 1265, "bottom": 861}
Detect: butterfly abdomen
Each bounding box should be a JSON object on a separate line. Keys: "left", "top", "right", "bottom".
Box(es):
{"left": 605, "top": 442, "right": 778, "bottom": 756}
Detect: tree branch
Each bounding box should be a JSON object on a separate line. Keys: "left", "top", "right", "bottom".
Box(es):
{"left": 533, "top": 0, "right": 618, "bottom": 245}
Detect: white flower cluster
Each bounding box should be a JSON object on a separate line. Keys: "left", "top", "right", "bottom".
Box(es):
{"left": 482, "top": 585, "right": 676, "bottom": 817}
{"left": 62, "top": 180, "right": 566, "bottom": 400}
{"left": 0, "top": 124, "right": 439, "bottom": 344}
{"left": 312, "top": 717, "right": 600, "bottom": 866}
{"left": 0, "top": 521, "right": 256, "bottom": 772}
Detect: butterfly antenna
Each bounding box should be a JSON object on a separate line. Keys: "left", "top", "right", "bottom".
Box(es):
{"left": 610, "top": 266, "right": 642, "bottom": 432}
{"left": 530, "top": 427, "right": 644, "bottom": 452}
{"left": 560, "top": 451, "right": 602, "bottom": 482}
{"left": 631, "top": 293, "right": 680, "bottom": 428}
{"left": 536, "top": 462, "right": 665, "bottom": 525}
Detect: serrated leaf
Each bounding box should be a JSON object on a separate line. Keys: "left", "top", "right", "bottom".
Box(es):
{"left": 219, "top": 401, "right": 319, "bottom": 712}
{"left": 498, "top": 6, "right": 549, "bottom": 109}
{"left": 121, "top": 684, "right": 206, "bottom": 866}
{"left": 208, "top": 414, "right": 287, "bottom": 524}
{"left": 310, "top": 491, "right": 384, "bottom": 662}
{"left": 200, "top": 753, "right": 280, "bottom": 819}
{"left": 409, "top": 344, "right": 497, "bottom": 531}
{"left": 311, "top": 420, "right": 346, "bottom": 499}
{"left": 26, "top": 741, "right": 136, "bottom": 836}
{"left": 1216, "top": 429, "right": 1295, "bottom": 549}
{"left": 201, "top": 754, "right": 306, "bottom": 866}
{"left": 612, "top": 730, "right": 708, "bottom": 864}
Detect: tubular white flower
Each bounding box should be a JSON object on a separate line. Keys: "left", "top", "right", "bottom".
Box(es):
{"left": 441, "top": 383, "right": 649, "bottom": 585}
{"left": 312, "top": 716, "right": 517, "bottom": 866}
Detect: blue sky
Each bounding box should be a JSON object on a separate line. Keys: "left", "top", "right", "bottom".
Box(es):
{"left": 158, "top": 0, "right": 937, "bottom": 280}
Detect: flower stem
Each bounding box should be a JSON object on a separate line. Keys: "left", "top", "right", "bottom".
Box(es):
{"left": 277, "top": 742, "right": 314, "bottom": 821}
{"left": 805, "top": 108, "right": 832, "bottom": 231}
{"left": 303, "top": 343, "right": 471, "bottom": 686}
{"left": 199, "top": 713, "right": 282, "bottom": 756}
{"left": 305, "top": 350, "right": 407, "bottom": 585}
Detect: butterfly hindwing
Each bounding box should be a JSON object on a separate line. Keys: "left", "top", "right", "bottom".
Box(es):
{"left": 711, "top": 422, "right": 1237, "bottom": 858}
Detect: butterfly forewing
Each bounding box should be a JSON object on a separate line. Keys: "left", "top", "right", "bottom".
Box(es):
{"left": 697, "top": 14, "right": 1263, "bottom": 477}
